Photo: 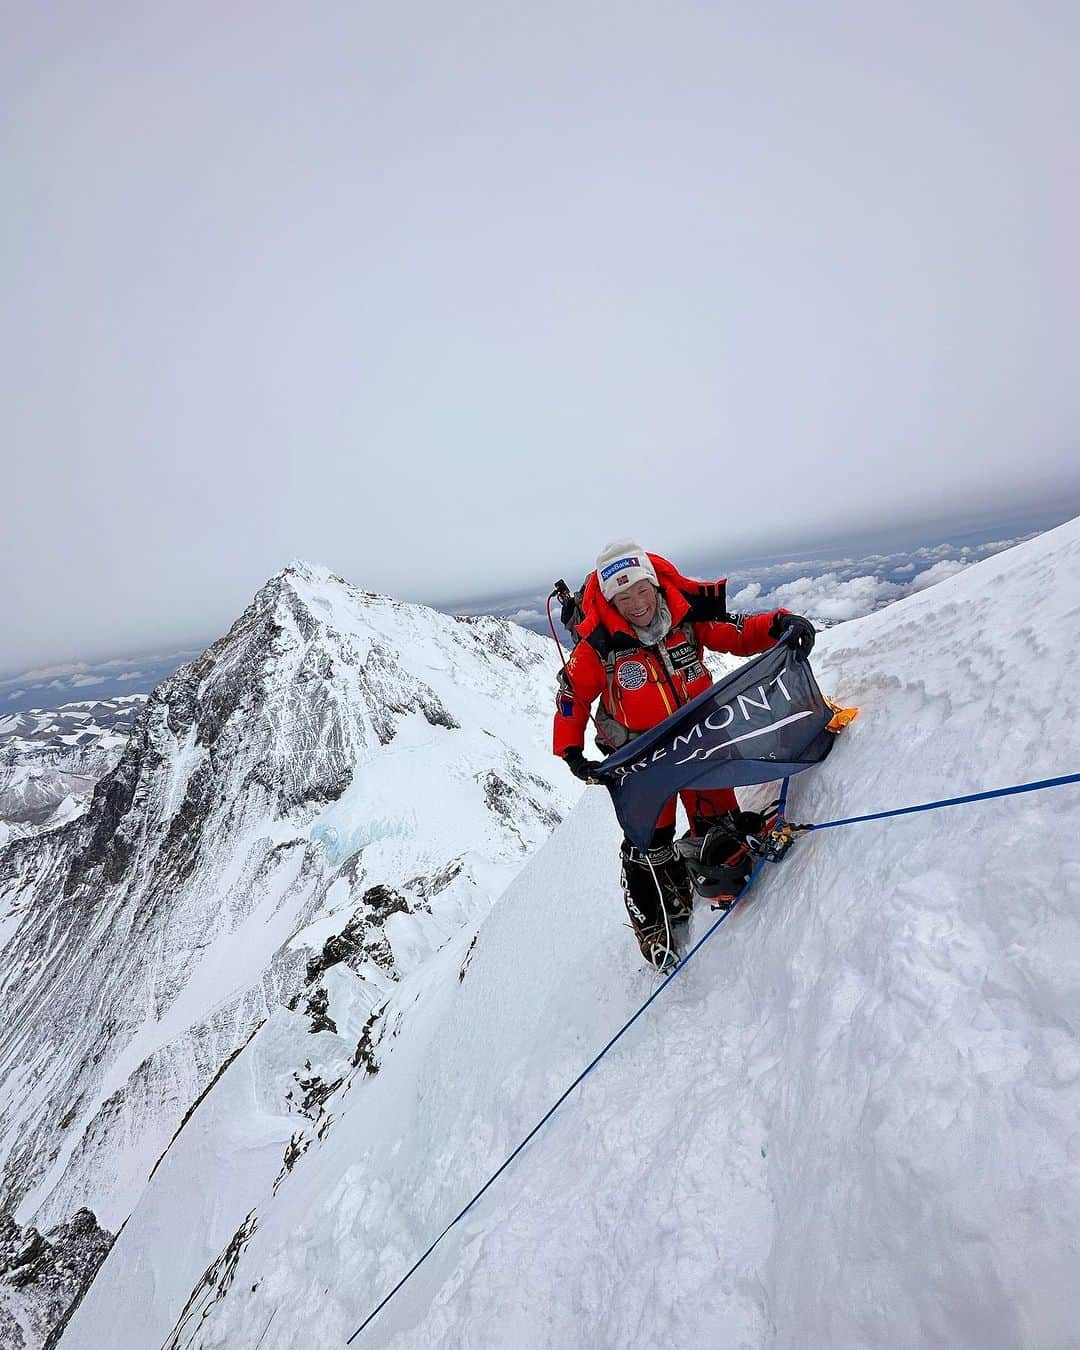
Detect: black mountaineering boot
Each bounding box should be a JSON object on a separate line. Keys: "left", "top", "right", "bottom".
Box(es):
{"left": 679, "top": 810, "right": 772, "bottom": 909}
{"left": 620, "top": 839, "right": 685, "bottom": 969}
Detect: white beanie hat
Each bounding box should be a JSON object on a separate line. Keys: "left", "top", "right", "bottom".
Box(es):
{"left": 595, "top": 539, "right": 659, "bottom": 601}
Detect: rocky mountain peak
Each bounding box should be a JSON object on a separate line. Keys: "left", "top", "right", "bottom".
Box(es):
{"left": 0, "top": 557, "right": 569, "bottom": 1312}
{"left": 57, "top": 568, "right": 404, "bottom": 900}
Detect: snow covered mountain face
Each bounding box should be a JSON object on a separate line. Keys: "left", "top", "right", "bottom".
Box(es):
{"left": 0, "top": 562, "right": 573, "bottom": 1348}
{"left": 60, "top": 518, "right": 1080, "bottom": 1350}
{"left": 0, "top": 697, "right": 146, "bottom": 849}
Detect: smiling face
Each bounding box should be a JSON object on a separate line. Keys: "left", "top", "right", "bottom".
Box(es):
{"left": 610, "top": 578, "right": 659, "bottom": 628}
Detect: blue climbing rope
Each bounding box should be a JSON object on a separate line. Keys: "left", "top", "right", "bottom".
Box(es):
{"left": 345, "top": 769, "right": 1079, "bottom": 1343}
{"left": 804, "top": 771, "right": 1080, "bottom": 834}
{"left": 345, "top": 784, "right": 789, "bottom": 1343}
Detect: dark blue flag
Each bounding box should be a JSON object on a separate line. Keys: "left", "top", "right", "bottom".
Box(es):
{"left": 595, "top": 642, "right": 838, "bottom": 848}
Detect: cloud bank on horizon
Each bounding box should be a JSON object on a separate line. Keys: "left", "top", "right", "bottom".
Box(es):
{"left": 728, "top": 547, "right": 1000, "bottom": 624}
{"left": 3, "top": 3, "right": 1078, "bottom": 672}
{"left": 1, "top": 528, "right": 1040, "bottom": 715}
{"left": 478, "top": 529, "right": 1042, "bottom": 634}
{"left": 0, "top": 650, "right": 201, "bottom": 715}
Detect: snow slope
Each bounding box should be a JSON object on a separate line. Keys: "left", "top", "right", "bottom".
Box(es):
{"left": 66, "top": 521, "right": 1080, "bottom": 1350}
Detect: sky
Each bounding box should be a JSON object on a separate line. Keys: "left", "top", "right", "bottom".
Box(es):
{"left": 0, "top": 515, "right": 1056, "bottom": 714}
{"left": 3, "top": 1, "right": 1079, "bottom": 674}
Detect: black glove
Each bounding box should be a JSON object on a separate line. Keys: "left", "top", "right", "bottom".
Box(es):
{"left": 563, "top": 747, "right": 603, "bottom": 784}
{"left": 769, "top": 612, "right": 816, "bottom": 660}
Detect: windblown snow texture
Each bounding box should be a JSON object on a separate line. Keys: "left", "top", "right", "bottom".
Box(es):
{"left": 60, "top": 519, "right": 1080, "bottom": 1349}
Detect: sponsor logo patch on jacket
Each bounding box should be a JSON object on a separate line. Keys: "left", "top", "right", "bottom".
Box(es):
{"left": 667, "top": 640, "right": 698, "bottom": 670}
{"left": 616, "top": 659, "right": 649, "bottom": 691}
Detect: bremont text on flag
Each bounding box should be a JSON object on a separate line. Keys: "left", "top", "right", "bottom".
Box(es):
{"left": 595, "top": 641, "right": 838, "bottom": 848}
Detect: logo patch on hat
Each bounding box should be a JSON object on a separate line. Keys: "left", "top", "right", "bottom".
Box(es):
{"left": 599, "top": 556, "right": 639, "bottom": 582}
{"left": 616, "top": 659, "right": 649, "bottom": 691}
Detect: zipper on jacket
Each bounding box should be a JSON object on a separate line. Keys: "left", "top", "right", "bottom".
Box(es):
{"left": 650, "top": 642, "right": 685, "bottom": 710}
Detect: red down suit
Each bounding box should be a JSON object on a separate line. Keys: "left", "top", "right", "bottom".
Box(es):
{"left": 553, "top": 553, "right": 790, "bottom": 835}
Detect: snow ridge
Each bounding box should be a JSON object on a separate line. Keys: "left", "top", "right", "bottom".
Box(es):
{"left": 62, "top": 517, "right": 1080, "bottom": 1350}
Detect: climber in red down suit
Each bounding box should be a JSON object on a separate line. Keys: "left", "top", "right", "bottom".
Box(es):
{"left": 553, "top": 540, "right": 816, "bottom": 969}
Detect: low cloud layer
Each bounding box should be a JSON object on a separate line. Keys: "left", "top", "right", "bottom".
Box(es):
{"left": 1, "top": 650, "right": 200, "bottom": 715}
{"left": 731, "top": 574, "right": 905, "bottom": 625}
{"left": 727, "top": 534, "right": 1033, "bottom": 626}
{"left": 0, "top": 527, "right": 1049, "bottom": 716}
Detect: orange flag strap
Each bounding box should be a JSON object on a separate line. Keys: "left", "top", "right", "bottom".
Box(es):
{"left": 824, "top": 696, "right": 859, "bottom": 734}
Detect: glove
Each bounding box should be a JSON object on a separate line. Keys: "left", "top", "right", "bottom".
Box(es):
{"left": 563, "top": 747, "right": 604, "bottom": 784}
{"left": 769, "top": 612, "right": 816, "bottom": 659}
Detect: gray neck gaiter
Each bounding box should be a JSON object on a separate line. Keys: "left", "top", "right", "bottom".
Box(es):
{"left": 633, "top": 595, "right": 672, "bottom": 648}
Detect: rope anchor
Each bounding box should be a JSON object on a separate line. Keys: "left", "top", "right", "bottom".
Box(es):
{"left": 755, "top": 820, "right": 810, "bottom": 863}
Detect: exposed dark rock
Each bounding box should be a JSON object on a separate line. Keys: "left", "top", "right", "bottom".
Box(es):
{"left": 352, "top": 1008, "right": 384, "bottom": 1075}
{"left": 163, "top": 1211, "right": 257, "bottom": 1350}
{"left": 406, "top": 857, "right": 463, "bottom": 900}
{"left": 293, "top": 1064, "right": 345, "bottom": 1122}
{"left": 62, "top": 744, "right": 143, "bottom": 895}
{"left": 305, "top": 922, "right": 363, "bottom": 984}
{"left": 362, "top": 883, "right": 409, "bottom": 917}
{"left": 304, "top": 986, "right": 337, "bottom": 1036}
{"left": 273, "top": 1132, "right": 310, "bottom": 1194}
{"left": 421, "top": 699, "right": 458, "bottom": 730}
{"left": 483, "top": 769, "right": 559, "bottom": 830}
{"left": 360, "top": 643, "right": 460, "bottom": 742}
{"left": 0, "top": 1206, "right": 115, "bottom": 1350}
{"left": 56, "top": 1102, "right": 81, "bottom": 1133}
{"left": 526, "top": 795, "right": 562, "bottom": 830}
{"left": 458, "top": 933, "right": 479, "bottom": 984}
{"left": 155, "top": 758, "right": 215, "bottom": 888}
{"left": 305, "top": 886, "right": 411, "bottom": 984}
{"left": 8, "top": 1228, "right": 47, "bottom": 1279}
{"left": 481, "top": 770, "right": 516, "bottom": 817}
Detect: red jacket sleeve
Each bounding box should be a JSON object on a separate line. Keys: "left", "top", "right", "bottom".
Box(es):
{"left": 694, "top": 608, "right": 789, "bottom": 658}
{"left": 552, "top": 641, "right": 605, "bottom": 756}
